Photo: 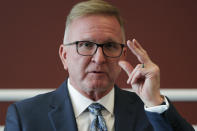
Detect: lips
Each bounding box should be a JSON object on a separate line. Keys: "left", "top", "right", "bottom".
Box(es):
{"left": 87, "top": 67, "right": 107, "bottom": 74}
{"left": 88, "top": 71, "right": 106, "bottom": 78}
{"left": 87, "top": 70, "right": 107, "bottom": 78}
{"left": 88, "top": 70, "right": 107, "bottom": 74}
{"left": 92, "top": 71, "right": 105, "bottom": 73}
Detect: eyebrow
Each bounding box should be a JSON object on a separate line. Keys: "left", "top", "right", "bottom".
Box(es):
{"left": 81, "top": 38, "right": 121, "bottom": 44}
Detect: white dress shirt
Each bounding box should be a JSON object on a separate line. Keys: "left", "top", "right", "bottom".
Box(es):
{"left": 67, "top": 79, "right": 115, "bottom": 131}
{"left": 67, "top": 78, "right": 169, "bottom": 131}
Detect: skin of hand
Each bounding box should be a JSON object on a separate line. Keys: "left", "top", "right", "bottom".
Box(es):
{"left": 119, "top": 39, "right": 164, "bottom": 107}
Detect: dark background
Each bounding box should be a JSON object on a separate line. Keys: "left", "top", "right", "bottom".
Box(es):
{"left": 0, "top": 0, "right": 197, "bottom": 125}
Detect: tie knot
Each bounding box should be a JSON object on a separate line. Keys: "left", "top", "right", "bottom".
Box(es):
{"left": 88, "top": 103, "right": 104, "bottom": 116}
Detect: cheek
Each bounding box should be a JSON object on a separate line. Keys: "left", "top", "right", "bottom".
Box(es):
{"left": 67, "top": 54, "right": 91, "bottom": 78}
{"left": 108, "top": 61, "right": 122, "bottom": 79}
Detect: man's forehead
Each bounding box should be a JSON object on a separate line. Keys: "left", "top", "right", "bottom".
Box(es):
{"left": 79, "top": 37, "right": 121, "bottom": 44}
{"left": 71, "top": 15, "right": 120, "bottom": 29}
{"left": 67, "top": 15, "right": 123, "bottom": 43}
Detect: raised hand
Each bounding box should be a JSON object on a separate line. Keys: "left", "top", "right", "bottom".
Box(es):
{"left": 119, "top": 39, "right": 164, "bottom": 107}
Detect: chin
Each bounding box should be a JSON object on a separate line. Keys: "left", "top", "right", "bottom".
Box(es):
{"left": 81, "top": 75, "right": 114, "bottom": 92}
{"left": 86, "top": 80, "right": 111, "bottom": 91}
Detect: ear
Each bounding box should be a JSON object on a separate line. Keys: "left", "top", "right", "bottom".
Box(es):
{"left": 59, "top": 44, "right": 68, "bottom": 70}
{"left": 122, "top": 46, "right": 127, "bottom": 59}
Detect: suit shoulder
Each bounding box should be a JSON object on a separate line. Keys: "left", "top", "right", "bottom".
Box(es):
{"left": 14, "top": 90, "right": 55, "bottom": 110}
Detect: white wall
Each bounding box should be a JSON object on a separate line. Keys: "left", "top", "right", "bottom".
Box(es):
{"left": 1, "top": 88, "right": 197, "bottom": 102}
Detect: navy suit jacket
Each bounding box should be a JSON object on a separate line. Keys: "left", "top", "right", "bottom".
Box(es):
{"left": 4, "top": 80, "right": 194, "bottom": 131}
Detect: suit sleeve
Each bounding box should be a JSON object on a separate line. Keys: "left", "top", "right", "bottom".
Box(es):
{"left": 162, "top": 100, "right": 195, "bottom": 131}
{"left": 145, "top": 111, "right": 173, "bottom": 131}
{"left": 145, "top": 100, "right": 195, "bottom": 131}
{"left": 4, "top": 104, "right": 22, "bottom": 131}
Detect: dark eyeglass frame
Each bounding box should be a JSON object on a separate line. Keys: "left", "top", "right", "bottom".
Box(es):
{"left": 64, "top": 41, "right": 126, "bottom": 58}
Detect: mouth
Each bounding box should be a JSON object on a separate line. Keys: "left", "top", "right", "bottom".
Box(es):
{"left": 92, "top": 71, "right": 105, "bottom": 73}
{"left": 88, "top": 70, "right": 107, "bottom": 75}
{"left": 89, "top": 71, "right": 106, "bottom": 75}
{"left": 87, "top": 70, "right": 108, "bottom": 78}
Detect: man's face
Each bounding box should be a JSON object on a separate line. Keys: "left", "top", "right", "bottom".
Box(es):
{"left": 60, "top": 15, "right": 126, "bottom": 98}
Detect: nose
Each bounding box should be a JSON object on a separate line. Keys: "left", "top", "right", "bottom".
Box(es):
{"left": 91, "top": 47, "right": 106, "bottom": 64}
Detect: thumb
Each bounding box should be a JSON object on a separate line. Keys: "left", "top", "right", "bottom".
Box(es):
{"left": 118, "top": 60, "right": 134, "bottom": 76}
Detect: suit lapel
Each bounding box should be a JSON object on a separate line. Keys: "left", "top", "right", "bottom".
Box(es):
{"left": 46, "top": 81, "right": 146, "bottom": 131}
{"left": 114, "top": 86, "right": 139, "bottom": 131}
{"left": 48, "top": 81, "right": 78, "bottom": 131}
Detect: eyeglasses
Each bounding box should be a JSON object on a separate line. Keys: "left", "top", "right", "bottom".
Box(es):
{"left": 64, "top": 41, "right": 126, "bottom": 58}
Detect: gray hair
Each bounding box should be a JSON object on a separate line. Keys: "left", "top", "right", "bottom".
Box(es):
{"left": 63, "top": 0, "right": 125, "bottom": 44}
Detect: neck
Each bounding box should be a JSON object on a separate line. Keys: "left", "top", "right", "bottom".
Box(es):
{"left": 82, "top": 87, "right": 113, "bottom": 101}
{"left": 68, "top": 78, "right": 114, "bottom": 101}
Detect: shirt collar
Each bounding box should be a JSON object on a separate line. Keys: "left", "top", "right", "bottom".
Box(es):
{"left": 67, "top": 78, "right": 114, "bottom": 118}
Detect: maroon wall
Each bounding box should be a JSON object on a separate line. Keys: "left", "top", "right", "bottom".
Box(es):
{"left": 0, "top": 0, "right": 197, "bottom": 125}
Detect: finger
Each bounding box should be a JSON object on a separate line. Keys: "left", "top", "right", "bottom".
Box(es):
{"left": 130, "top": 70, "right": 144, "bottom": 85}
{"left": 132, "top": 39, "right": 147, "bottom": 54}
{"left": 132, "top": 84, "right": 141, "bottom": 95}
{"left": 118, "top": 60, "right": 134, "bottom": 76}
{"left": 127, "top": 64, "right": 141, "bottom": 84}
{"left": 129, "top": 65, "right": 146, "bottom": 85}
{"left": 131, "top": 83, "right": 143, "bottom": 95}
{"left": 131, "top": 84, "right": 138, "bottom": 93}
{"left": 127, "top": 40, "right": 141, "bottom": 58}
{"left": 127, "top": 39, "right": 150, "bottom": 64}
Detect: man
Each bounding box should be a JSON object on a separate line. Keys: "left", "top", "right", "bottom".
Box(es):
{"left": 4, "top": 0, "right": 194, "bottom": 131}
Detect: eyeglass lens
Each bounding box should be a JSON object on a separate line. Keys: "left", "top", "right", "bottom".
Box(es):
{"left": 77, "top": 41, "right": 123, "bottom": 57}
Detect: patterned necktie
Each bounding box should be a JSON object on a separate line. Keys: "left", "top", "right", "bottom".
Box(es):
{"left": 88, "top": 103, "right": 108, "bottom": 131}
